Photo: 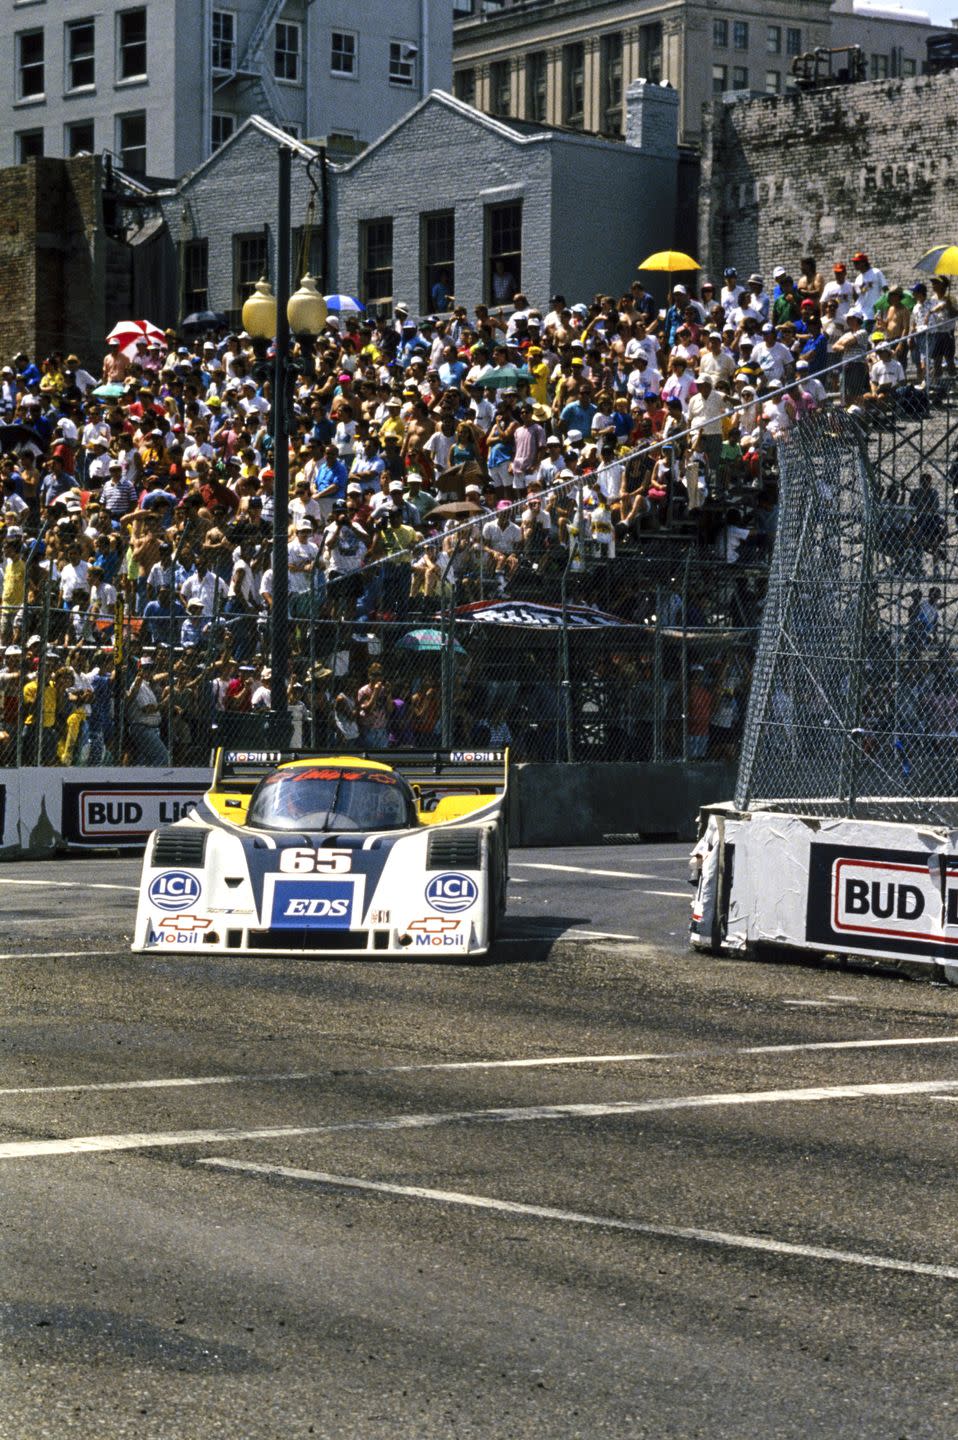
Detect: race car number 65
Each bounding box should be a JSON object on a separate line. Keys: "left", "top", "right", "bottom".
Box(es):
{"left": 278, "top": 848, "right": 352, "bottom": 874}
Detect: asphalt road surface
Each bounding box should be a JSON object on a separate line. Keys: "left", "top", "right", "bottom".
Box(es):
{"left": 2, "top": 844, "right": 958, "bottom": 1439}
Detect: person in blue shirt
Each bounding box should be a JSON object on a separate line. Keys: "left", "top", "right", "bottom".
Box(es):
{"left": 309, "top": 401, "right": 335, "bottom": 449}
{"left": 431, "top": 270, "right": 453, "bottom": 312}
{"left": 314, "top": 444, "right": 349, "bottom": 506}
{"left": 142, "top": 585, "right": 185, "bottom": 648}
{"left": 14, "top": 352, "right": 41, "bottom": 388}
{"left": 663, "top": 286, "right": 689, "bottom": 347}
{"left": 799, "top": 316, "right": 829, "bottom": 375}
{"left": 559, "top": 382, "right": 597, "bottom": 440}
{"left": 438, "top": 343, "right": 466, "bottom": 390}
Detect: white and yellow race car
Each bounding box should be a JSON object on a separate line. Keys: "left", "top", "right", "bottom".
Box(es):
{"left": 132, "top": 749, "right": 509, "bottom": 959}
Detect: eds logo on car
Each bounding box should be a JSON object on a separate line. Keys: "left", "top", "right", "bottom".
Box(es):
{"left": 425, "top": 872, "right": 478, "bottom": 914}
{"left": 148, "top": 870, "right": 202, "bottom": 911}
{"left": 270, "top": 880, "right": 354, "bottom": 928}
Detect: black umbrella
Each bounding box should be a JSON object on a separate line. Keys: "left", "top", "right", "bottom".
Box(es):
{"left": 0, "top": 422, "right": 44, "bottom": 453}
{"left": 181, "top": 310, "right": 227, "bottom": 330}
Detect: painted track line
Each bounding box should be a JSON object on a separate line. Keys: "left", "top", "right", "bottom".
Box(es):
{"left": 511, "top": 862, "right": 660, "bottom": 880}
{"left": 0, "top": 951, "right": 129, "bottom": 962}
{"left": 3, "top": 1076, "right": 958, "bottom": 1161}
{"left": 7, "top": 1033, "right": 958, "bottom": 1097}
{"left": 199, "top": 1159, "right": 958, "bottom": 1284}
{"left": 0, "top": 877, "right": 138, "bottom": 893}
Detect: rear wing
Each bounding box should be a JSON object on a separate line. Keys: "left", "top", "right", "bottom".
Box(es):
{"left": 211, "top": 748, "right": 509, "bottom": 807}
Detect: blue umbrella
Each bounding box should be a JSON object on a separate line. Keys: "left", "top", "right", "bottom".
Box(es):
{"left": 324, "top": 294, "right": 365, "bottom": 315}
{"left": 396, "top": 628, "right": 466, "bottom": 654}
{"left": 92, "top": 383, "right": 126, "bottom": 398}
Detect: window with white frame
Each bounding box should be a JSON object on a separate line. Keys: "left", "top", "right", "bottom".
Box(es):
{"left": 767, "top": 25, "right": 781, "bottom": 54}
{"left": 275, "top": 21, "right": 300, "bottom": 82}
{"left": 117, "top": 8, "right": 147, "bottom": 80}
{"left": 786, "top": 27, "right": 801, "bottom": 56}
{"left": 117, "top": 110, "right": 146, "bottom": 171}
{"left": 211, "top": 112, "right": 235, "bottom": 151}
{"left": 212, "top": 10, "right": 235, "bottom": 72}
{"left": 765, "top": 69, "right": 781, "bottom": 92}
{"left": 732, "top": 65, "right": 748, "bottom": 88}
{"left": 66, "top": 118, "right": 94, "bottom": 154}
{"left": 17, "top": 30, "right": 45, "bottom": 100}
{"left": 361, "top": 218, "right": 394, "bottom": 316}
{"left": 66, "top": 19, "right": 95, "bottom": 90}
{"left": 331, "top": 31, "right": 356, "bottom": 76}
{"left": 712, "top": 63, "right": 728, "bottom": 93}
{"left": 389, "top": 41, "right": 416, "bottom": 86}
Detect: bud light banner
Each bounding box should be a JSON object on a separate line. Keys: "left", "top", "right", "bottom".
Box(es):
{"left": 806, "top": 842, "right": 958, "bottom": 960}
{"left": 61, "top": 779, "right": 209, "bottom": 847}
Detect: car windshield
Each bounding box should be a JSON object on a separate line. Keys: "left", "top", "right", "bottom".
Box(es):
{"left": 247, "top": 766, "right": 417, "bottom": 832}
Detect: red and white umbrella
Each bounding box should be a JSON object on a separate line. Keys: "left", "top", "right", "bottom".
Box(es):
{"left": 105, "top": 319, "right": 166, "bottom": 359}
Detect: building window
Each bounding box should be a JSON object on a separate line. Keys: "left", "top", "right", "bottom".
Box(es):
{"left": 234, "top": 232, "right": 268, "bottom": 310}
{"left": 275, "top": 21, "right": 300, "bottom": 82}
{"left": 767, "top": 25, "right": 781, "bottom": 54}
{"left": 66, "top": 119, "right": 94, "bottom": 154}
{"left": 66, "top": 19, "right": 95, "bottom": 91}
{"left": 361, "top": 218, "right": 394, "bottom": 317}
{"left": 487, "top": 200, "right": 521, "bottom": 304}
{"left": 765, "top": 69, "right": 781, "bottom": 92}
{"left": 732, "top": 66, "right": 749, "bottom": 88}
{"left": 118, "top": 8, "right": 147, "bottom": 80}
{"left": 211, "top": 112, "right": 235, "bottom": 151}
{"left": 331, "top": 31, "right": 356, "bottom": 76}
{"left": 563, "top": 41, "right": 585, "bottom": 127}
{"left": 712, "top": 63, "right": 728, "bottom": 93}
{"left": 389, "top": 41, "right": 416, "bottom": 87}
{"left": 601, "top": 32, "right": 624, "bottom": 137}
{"left": 454, "top": 68, "right": 476, "bottom": 105}
{"left": 212, "top": 10, "right": 235, "bottom": 72}
{"left": 422, "top": 211, "right": 455, "bottom": 314}
{"left": 903, "top": 56, "right": 916, "bottom": 76}
{"left": 733, "top": 22, "right": 749, "bottom": 50}
{"left": 184, "top": 239, "right": 209, "bottom": 313}
{"left": 526, "top": 51, "right": 546, "bottom": 121}
{"left": 490, "top": 60, "right": 511, "bottom": 117}
{"left": 17, "top": 30, "right": 45, "bottom": 100}
{"left": 16, "top": 129, "right": 44, "bottom": 162}
{"left": 116, "top": 110, "right": 146, "bottom": 171}
{"left": 639, "top": 23, "right": 663, "bottom": 83}
{"left": 871, "top": 53, "right": 889, "bottom": 78}
{"left": 713, "top": 19, "right": 728, "bottom": 47}
{"left": 786, "top": 27, "right": 802, "bottom": 56}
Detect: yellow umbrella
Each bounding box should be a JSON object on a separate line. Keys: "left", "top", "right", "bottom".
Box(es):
{"left": 638, "top": 249, "right": 702, "bottom": 272}
{"left": 915, "top": 244, "right": 958, "bottom": 276}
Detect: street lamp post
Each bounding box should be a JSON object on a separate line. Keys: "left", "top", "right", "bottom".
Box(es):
{"left": 241, "top": 146, "right": 326, "bottom": 751}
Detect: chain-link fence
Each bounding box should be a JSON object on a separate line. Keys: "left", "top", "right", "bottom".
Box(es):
{"left": 0, "top": 542, "right": 766, "bottom": 769}
{"left": 737, "top": 372, "right": 958, "bottom": 822}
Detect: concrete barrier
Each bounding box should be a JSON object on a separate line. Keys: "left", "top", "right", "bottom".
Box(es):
{"left": 511, "top": 763, "right": 737, "bottom": 846}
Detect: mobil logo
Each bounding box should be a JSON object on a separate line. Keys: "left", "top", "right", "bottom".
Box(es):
{"left": 271, "top": 879, "right": 354, "bottom": 929}
{"left": 148, "top": 870, "right": 202, "bottom": 912}
{"left": 425, "top": 872, "right": 478, "bottom": 914}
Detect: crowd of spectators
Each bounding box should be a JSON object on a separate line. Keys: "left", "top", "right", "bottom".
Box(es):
{"left": 0, "top": 247, "right": 954, "bottom": 766}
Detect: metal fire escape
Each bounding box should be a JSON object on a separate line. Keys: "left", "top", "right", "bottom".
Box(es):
{"left": 214, "top": 0, "right": 290, "bottom": 129}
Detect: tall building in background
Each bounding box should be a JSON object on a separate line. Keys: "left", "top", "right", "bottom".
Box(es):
{"left": 453, "top": 0, "right": 947, "bottom": 146}
{"left": 3, "top": 0, "right": 453, "bottom": 180}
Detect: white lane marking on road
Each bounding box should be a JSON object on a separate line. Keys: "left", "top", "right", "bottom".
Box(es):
{"left": 3, "top": 1077, "right": 958, "bottom": 1161}
{"left": 198, "top": 1159, "right": 958, "bottom": 1284}
{"left": 0, "top": 877, "right": 139, "bottom": 893}
{"left": 511, "top": 862, "right": 660, "bottom": 880}
{"left": 0, "top": 951, "right": 129, "bottom": 962}
{"left": 0, "top": 1071, "right": 315, "bottom": 1098}
{"left": 637, "top": 889, "right": 690, "bottom": 899}
{"left": 784, "top": 1000, "right": 838, "bottom": 1008}
{"left": 8, "top": 1033, "right": 958, "bottom": 1098}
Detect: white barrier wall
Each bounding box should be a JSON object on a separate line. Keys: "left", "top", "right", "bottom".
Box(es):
{"left": 693, "top": 805, "right": 958, "bottom": 977}
{"left": 0, "top": 769, "right": 211, "bottom": 857}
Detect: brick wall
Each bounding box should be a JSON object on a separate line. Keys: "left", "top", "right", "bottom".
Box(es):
{"left": 700, "top": 72, "right": 958, "bottom": 283}
{"left": 159, "top": 126, "right": 322, "bottom": 324}
{"left": 0, "top": 155, "right": 106, "bottom": 366}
